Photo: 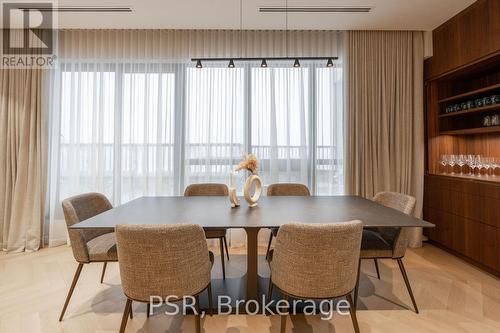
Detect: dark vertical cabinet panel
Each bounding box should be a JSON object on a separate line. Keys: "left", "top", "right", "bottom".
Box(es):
{"left": 426, "top": 0, "right": 500, "bottom": 79}
{"left": 480, "top": 223, "right": 498, "bottom": 270}
{"left": 424, "top": 175, "right": 500, "bottom": 276}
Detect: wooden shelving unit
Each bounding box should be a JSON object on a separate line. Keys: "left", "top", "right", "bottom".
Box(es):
{"left": 436, "top": 80, "right": 500, "bottom": 135}
{"left": 429, "top": 172, "right": 500, "bottom": 183}
{"left": 440, "top": 125, "right": 500, "bottom": 135}
{"left": 438, "top": 103, "right": 500, "bottom": 118}
{"left": 438, "top": 83, "right": 500, "bottom": 103}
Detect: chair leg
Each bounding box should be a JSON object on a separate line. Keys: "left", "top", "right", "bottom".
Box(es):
{"left": 147, "top": 303, "right": 150, "bottom": 318}
{"left": 59, "top": 263, "right": 84, "bottom": 321}
{"left": 129, "top": 301, "right": 133, "bottom": 319}
{"left": 207, "top": 283, "right": 214, "bottom": 316}
{"left": 265, "top": 232, "right": 273, "bottom": 260}
{"left": 397, "top": 258, "right": 419, "bottom": 314}
{"left": 346, "top": 294, "right": 360, "bottom": 333}
{"left": 100, "top": 262, "right": 107, "bottom": 283}
{"left": 354, "top": 258, "right": 361, "bottom": 309}
{"left": 194, "top": 295, "right": 201, "bottom": 333}
{"left": 280, "top": 295, "right": 288, "bottom": 333}
{"left": 119, "top": 299, "right": 132, "bottom": 333}
{"left": 267, "top": 278, "right": 273, "bottom": 301}
{"left": 374, "top": 259, "right": 380, "bottom": 279}
{"left": 223, "top": 236, "right": 230, "bottom": 261}
{"left": 219, "top": 237, "right": 226, "bottom": 279}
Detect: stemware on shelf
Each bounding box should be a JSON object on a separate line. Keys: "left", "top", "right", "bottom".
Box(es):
{"left": 447, "top": 155, "right": 456, "bottom": 174}
{"left": 439, "top": 154, "right": 498, "bottom": 178}
{"left": 456, "top": 154, "right": 465, "bottom": 174}
{"left": 439, "top": 154, "right": 448, "bottom": 174}
{"left": 465, "top": 154, "right": 475, "bottom": 175}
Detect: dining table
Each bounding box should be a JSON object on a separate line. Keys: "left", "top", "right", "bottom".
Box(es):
{"left": 71, "top": 195, "right": 434, "bottom": 311}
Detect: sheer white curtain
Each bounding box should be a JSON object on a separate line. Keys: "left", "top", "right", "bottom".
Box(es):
{"left": 184, "top": 66, "right": 245, "bottom": 185}
{"left": 47, "top": 30, "right": 343, "bottom": 247}
{"left": 252, "top": 66, "right": 310, "bottom": 186}
{"left": 251, "top": 63, "right": 343, "bottom": 195}
{"left": 47, "top": 62, "right": 184, "bottom": 246}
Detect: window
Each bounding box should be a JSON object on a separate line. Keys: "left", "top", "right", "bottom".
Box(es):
{"left": 121, "top": 72, "right": 176, "bottom": 201}
{"left": 185, "top": 67, "right": 245, "bottom": 184}
{"left": 251, "top": 67, "right": 310, "bottom": 185}
{"left": 58, "top": 67, "right": 176, "bottom": 204}
{"left": 54, "top": 62, "right": 343, "bottom": 208}
{"left": 59, "top": 71, "right": 115, "bottom": 200}
{"left": 315, "top": 67, "right": 343, "bottom": 195}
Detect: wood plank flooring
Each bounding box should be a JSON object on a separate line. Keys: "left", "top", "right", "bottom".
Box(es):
{"left": 0, "top": 243, "right": 499, "bottom": 332}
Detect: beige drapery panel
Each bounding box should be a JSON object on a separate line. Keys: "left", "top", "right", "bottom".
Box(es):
{"left": 0, "top": 69, "right": 46, "bottom": 252}
{"left": 344, "top": 31, "right": 425, "bottom": 247}
{"left": 57, "top": 29, "right": 340, "bottom": 59}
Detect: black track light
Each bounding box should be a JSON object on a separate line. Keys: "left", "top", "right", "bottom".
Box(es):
{"left": 293, "top": 58, "right": 300, "bottom": 68}
{"left": 326, "top": 58, "right": 334, "bottom": 67}
{"left": 228, "top": 59, "right": 235, "bottom": 68}
{"left": 261, "top": 59, "right": 268, "bottom": 68}
{"left": 196, "top": 60, "right": 202, "bottom": 68}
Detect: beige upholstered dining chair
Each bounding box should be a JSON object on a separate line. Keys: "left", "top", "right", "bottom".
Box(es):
{"left": 116, "top": 224, "right": 214, "bottom": 333}
{"left": 354, "top": 191, "right": 419, "bottom": 313}
{"left": 59, "top": 193, "right": 117, "bottom": 321}
{"left": 184, "top": 183, "right": 230, "bottom": 279}
{"left": 268, "top": 221, "right": 363, "bottom": 333}
{"left": 265, "top": 183, "right": 311, "bottom": 259}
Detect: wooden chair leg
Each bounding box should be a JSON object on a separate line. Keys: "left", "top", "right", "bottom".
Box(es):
{"left": 100, "top": 262, "right": 107, "bottom": 283}
{"left": 265, "top": 232, "right": 273, "bottom": 260}
{"left": 59, "top": 263, "right": 84, "bottom": 321}
{"left": 223, "top": 236, "right": 230, "bottom": 261}
{"left": 354, "top": 258, "right": 361, "bottom": 309}
{"left": 207, "top": 283, "right": 214, "bottom": 316}
{"left": 397, "top": 258, "right": 419, "bottom": 314}
{"left": 147, "top": 303, "right": 150, "bottom": 318}
{"left": 219, "top": 237, "right": 226, "bottom": 279}
{"left": 129, "top": 301, "right": 133, "bottom": 319}
{"left": 119, "top": 299, "right": 132, "bottom": 333}
{"left": 194, "top": 295, "right": 201, "bottom": 333}
{"left": 346, "top": 294, "right": 360, "bottom": 333}
{"left": 280, "top": 295, "right": 288, "bottom": 333}
{"left": 374, "top": 259, "right": 380, "bottom": 279}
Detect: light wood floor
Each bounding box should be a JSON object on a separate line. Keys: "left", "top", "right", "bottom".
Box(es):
{"left": 0, "top": 243, "right": 499, "bottom": 333}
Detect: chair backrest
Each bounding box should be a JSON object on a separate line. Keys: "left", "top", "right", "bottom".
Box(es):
{"left": 116, "top": 224, "right": 212, "bottom": 302}
{"left": 267, "top": 183, "right": 311, "bottom": 196}
{"left": 271, "top": 221, "right": 363, "bottom": 299}
{"left": 184, "top": 183, "right": 229, "bottom": 196}
{"left": 372, "top": 191, "right": 416, "bottom": 258}
{"left": 62, "top": 193, "right": 113, "bottom": 263}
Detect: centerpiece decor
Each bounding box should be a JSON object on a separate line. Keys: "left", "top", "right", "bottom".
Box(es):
{"left": 230, "top": 154, "right": 262, "bottom": 208}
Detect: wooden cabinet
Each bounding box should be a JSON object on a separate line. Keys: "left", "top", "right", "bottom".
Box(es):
{"left": 426, "top": 0, "right": 500, "bottom": 80}
{"left": 424, "top": 0, "right": 500, "bottom": 277}
{"left": 423, "top": 175, "right": 500, "bottom": 276}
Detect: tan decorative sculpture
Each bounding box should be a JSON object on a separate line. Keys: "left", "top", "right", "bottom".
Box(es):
{"left": 229, "top": 154, "right": 262, "bottom": 208}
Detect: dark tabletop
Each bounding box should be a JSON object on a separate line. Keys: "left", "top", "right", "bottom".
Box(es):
{"left": 71, "top": 196, "right": 434, "bottom": 230}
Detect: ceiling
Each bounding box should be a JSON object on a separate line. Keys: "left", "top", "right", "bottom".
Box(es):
{"left": 53, "top": 0, "right": 476, "bottom": 30}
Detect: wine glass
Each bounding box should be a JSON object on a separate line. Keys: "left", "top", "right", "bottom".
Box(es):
{"left": 439, "top": 155, "right": 448, "bottom": 174}
{"left": 493, "top": 158, "right": 500, "bottom": 176}
{"left": 456, "top": 154, "right": 465, "bottom": 174}
{"left": 476, "top": 155, "right": 484, "bottom": 176}
{"left": 448, "top": 155, "right": 456, "bottom": 174}
{"left": 482, "top": 157, "right": 491, "bottom": 176}
{"left": 465, "top": 154, "right": 475, "bottom": 175}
